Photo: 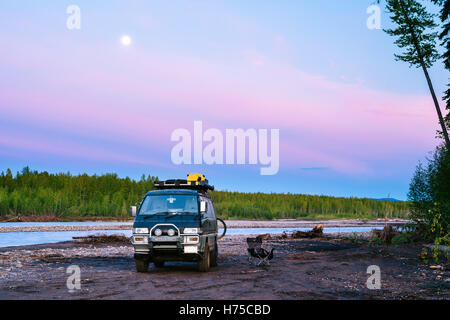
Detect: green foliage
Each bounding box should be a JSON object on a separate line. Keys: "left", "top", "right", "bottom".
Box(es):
{"left": 429, "top": 0, "right": 450, "bottom": 141}
{"left": 369, "top": 235, "right": 385, "bottom": 246}
{"left": 343, "top": 232, "right": 367, "bottom": 244}
{"left": 420, "top": 247, "right": 430, "bottom": 263}
{"left": 0, "top": 167, "right": 158, "bottom": 219}
{"left": 0, "top": 168, "right": 411, "bottom": 220}
{"left": 408, "top": 145, "right": 450, "bottom": 261}
{"left": 430, "top": 206, "right": 450, "bottom": 262}
{"left": 384, "top": 0, "right": 439, "bottom": 68}
{"left": 210, "top": 191, "right": 410, "bottom": 220}
{"left": 430, "top": 0, "right": 450, "bottom": 69}
{"left": 408, "top": 146, "right": 450, "bottom": 232}
{"left": 391, "top": 233, "right": 411, "bottom": 245}
{"left": 408, "top": 162, "right": 433, "bottom": 221}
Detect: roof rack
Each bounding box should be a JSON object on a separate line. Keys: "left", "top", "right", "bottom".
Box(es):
{"left": 154, "top": 173, "right": 214, "bottom": 192}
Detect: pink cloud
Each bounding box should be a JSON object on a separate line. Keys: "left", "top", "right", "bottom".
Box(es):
{"left": 0, "top": 132, "right": 171, "bottom": 168}
{"left": 0, "top": 33, "right": 441, "bottom": 176}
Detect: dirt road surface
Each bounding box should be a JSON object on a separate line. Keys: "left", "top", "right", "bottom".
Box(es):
{"left": 0, "top": 235, "right": 448, "bottom": 299}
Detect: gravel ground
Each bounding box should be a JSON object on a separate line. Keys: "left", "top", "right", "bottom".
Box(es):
{"left": 0, "top": 233, "right": 448, "bottom": 300}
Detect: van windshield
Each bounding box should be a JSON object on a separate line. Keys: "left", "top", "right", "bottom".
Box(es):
{"left": 139, "top": 195, "right": 199, "bottom": 215}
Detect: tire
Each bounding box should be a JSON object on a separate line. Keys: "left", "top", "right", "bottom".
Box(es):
{"left": 217, "top": 218, "right": 227, "bottom": 240}
{"left": 197, "top": 243, "right": 211, "bottom": 272}
{"left": 135, "top": 259, "right": 149, "bottom": 273}
{"left": 210, "top": 241, "right": 218, "bottom": 267}
{"left": 154, "top": 260, "right": 165, "bottom": 268}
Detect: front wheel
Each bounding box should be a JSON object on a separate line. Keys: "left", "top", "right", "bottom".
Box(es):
{"left": 135, "top": 259, "right": 149, "bottom": 273}
{"left": 197, "top": 244, "right": 211, "bottom": 272}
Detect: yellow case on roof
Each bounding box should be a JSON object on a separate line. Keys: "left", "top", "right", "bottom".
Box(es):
{"left": 187, "top": 173, "right": 205, "bottom": 185}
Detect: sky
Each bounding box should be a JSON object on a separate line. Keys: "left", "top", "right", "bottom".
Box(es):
{"left": 0, "top": 0, "right": 448, "bottom": 200}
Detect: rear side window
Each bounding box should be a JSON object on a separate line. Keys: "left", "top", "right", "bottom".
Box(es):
{"left": 199, "top": 196, "right": 215, "bottom": 219}
{"left": 206, "top": 198, "right": 216, "bottom": 219}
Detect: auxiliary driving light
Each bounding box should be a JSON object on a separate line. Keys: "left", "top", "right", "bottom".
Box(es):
{"left": 154, "top": 228, "right": 162, "bottom": 236}
{"left": 167, "top": 229, "right": 176, "bottom": 236}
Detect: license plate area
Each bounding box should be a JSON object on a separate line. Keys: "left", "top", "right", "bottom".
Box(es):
{"left": 184, "top": 246, "right": 198, "bottom": 254}
{"left": 151, "top": 236, "right": 178, "bottom": 242}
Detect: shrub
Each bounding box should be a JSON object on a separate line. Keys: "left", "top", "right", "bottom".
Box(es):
{"left": 408, "top": 145, "right": 450, "bottom": 261}
{"left": 391, "top": 233, "right": 411, "bottom": 245}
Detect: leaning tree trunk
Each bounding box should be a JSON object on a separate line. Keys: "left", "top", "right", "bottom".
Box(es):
{"left": 420, "top": 62, "right": 450, "bottom": 147}
{"left": 399, "top": 0, "right": 450, "bottom": 148}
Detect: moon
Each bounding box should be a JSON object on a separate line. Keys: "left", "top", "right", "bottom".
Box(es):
{"left": 120, "top": 35, "right": 132, "bottom": 47}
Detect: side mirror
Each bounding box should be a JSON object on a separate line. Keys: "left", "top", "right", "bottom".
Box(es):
{"left": 130, "top": 206, "right": 137, "bottom": 217}
{"left": 200, "top": 201, "right": 207, "bottom": 213}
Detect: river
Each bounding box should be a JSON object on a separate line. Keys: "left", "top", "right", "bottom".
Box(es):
{"left": 0, "top": 221, "right": 383, "bottom": 247}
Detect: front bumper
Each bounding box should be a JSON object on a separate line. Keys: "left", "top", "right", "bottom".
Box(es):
{"left": 132, "top": 234, "right": 202, "bottom": 258}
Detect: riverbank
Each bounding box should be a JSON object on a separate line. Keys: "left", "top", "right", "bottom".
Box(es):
{"left": 0, "top": 234, "right": 447, "bottom": 299}
{"left": 0, "top": 215, "right": 133, "bottom": 223}
{"left": 0, "top": 218, "right": 409, "bottom": 233}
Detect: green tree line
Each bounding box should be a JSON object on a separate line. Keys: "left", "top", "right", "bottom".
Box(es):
{"left": 210, "top": 191, "right": 409, "bottom": 220}
{"left": 0, "top": 167, "right": 410, "bottom": 220}
{"left": 0, "top": 167, "right": 157, "bottom": 219}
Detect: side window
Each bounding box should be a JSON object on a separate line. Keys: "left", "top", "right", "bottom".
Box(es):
{"left": 199, "top": 196, "right": 208, "bottom": 216}
{"left": 206, "top": 199, "right": 216, "bottom": 219}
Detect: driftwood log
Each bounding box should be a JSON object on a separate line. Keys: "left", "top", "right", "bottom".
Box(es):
{"left": 72, "top": 234, "right": 129, "bottom": 243}
{"left": 256, "top": 233, "right": 272, "bottom": 240}
{"left": 255, "top": 224, "right": 325, "bottom": 240}
{"left": 371, "top": 225, "right": 400, "bottom": 244}
{"left": 292, "top": 224, "right": 324, "bottom": 239}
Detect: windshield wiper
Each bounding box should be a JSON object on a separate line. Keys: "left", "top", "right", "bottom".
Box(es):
{"left": 165, "top": 212, "right": 182, "bottom": 219}
{"left": 165, "top": 211, "right": 198, "bottom": 219}
{"left": 141, "top": 211, "right": 192, "bottom": 219}
{"left": 142, "top": 212, "right": 170, "bottom": 219}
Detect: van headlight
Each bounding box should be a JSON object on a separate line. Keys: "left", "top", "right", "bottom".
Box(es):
{"left": 133, "top": 228, "right": 149, "bottom": 234}
{"left": 183, "top": 228, "right": 198, "bottom": 234}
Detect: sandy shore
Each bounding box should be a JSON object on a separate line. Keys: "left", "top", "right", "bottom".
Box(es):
{"left": 0, "top": 218, "right": 409, "bottom": 233}
{"left": 0, "top": 233, "right": 447, "bottom": 300}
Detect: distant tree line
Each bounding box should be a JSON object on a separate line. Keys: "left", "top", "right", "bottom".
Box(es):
{"left": 0, "top": 167, "right": 157, "bottom": 219}
{"left": 0, "top": 168, "right": 410, "bottom": 220}
{"left": 210, "top": 191, "right": 410, "bottom": 220}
